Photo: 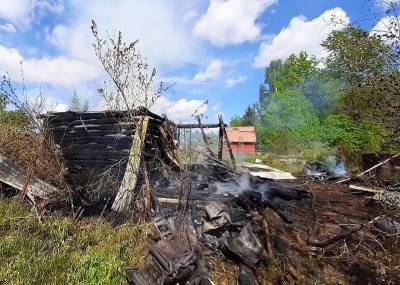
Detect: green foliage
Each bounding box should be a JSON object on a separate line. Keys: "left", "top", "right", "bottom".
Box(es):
{"left": 0, "top": 94, "right": 5, "bottom": 111}
{"left": 321, "top": 114, "right": 390, "bottom": 154}
{"left": 261, "top": 91, "right": 319, "bottom": 152}
{"left": 0, "top": 198, "right": 153, "bottom": 285}
{"left": 322, "top": 26, "right": 400, "bottom": 138}
{"left": 230, "top": 115, "right": 247, "bottom": 127}
{"left": 265, "top": 51, "right": 318, "bottom": 92}
{"left": 256, "top": 52, "right": 325, "bottom": 153}
{"left": 0, "top": 92, "right": 30, "bottom": 128}
{"left": 300, "top": 71, "right": 344, "bottom": 116}
{"left": 237, "top": 29, "right": 398, "bottom": 161}
{"left": 230, "top": 105, "right": 257, "bottom": 127}
{"left": 0, "top": 109, "right": 30, "bottom": 128}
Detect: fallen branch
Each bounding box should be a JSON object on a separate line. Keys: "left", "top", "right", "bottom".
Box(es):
{"left": 358, "top": 153, "right": 399, "bottom": 177}
{"left": 337, "top": 153, "right": 400, "bottom": 184}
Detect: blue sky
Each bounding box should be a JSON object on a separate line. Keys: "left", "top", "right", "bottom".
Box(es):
{"left": 0, "top": 0, "right": 396, "bottom": 123}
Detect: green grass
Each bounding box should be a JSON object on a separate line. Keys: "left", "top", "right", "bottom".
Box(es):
{"left": 0, "top": 198, "right": 154, "bottom": 285}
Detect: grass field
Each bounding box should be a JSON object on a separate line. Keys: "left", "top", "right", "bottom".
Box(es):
{"left": 0, "top": 198, "right": 154, "bottom": 285}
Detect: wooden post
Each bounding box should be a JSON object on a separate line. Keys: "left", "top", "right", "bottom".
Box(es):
{"left": 112, "top": 116, "right": 149, "bottom": 212}
{"left": 143, "top": 165, "right": 151, "bottom": 213}
{"left": 218, "top": 114, "right": 236, "bottom": 169}
{"left": 218, "top": 126, "right": 223, "bottom": 160}
{"left": 196, "top": 116, "right": 216, "bottom": 158}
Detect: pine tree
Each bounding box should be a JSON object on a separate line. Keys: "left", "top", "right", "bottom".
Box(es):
{"left": 69, "top": 91, "right": 81, "bottom": 112}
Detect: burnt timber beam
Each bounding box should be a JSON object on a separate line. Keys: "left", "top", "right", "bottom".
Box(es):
{"left": 218, "top": 114, "right": 236, "bottom": 169}
{"left": 176, "top": 123, "right": 226, "bottom": 129}
{"left": 112, "top": 116, "right": 149, "bottom": 212}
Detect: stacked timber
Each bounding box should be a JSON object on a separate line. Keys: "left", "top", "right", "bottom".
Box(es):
{"left": 41, "top": 107, "right": 177, "bottom": 186}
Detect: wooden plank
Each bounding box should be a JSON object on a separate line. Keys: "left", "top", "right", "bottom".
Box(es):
{"left": 0, "top": 154, "right": 61, "bottom": 203}
{"left": 157, "top": 197, "right": 180, "bottom": 204}
{"left": 349, "top": 184, "right": 384, "bottom": 194}
{"left": 143, "top": 166, "right": 151, "bottom": 212}
{"left": 158, "top": 126, "right": 183, "bottom": 170}
{"left": 218, "top": 114, "right": 236, "bottom": 169}
{"left": 112, "top": 116, "right": 149, "bottom": 212}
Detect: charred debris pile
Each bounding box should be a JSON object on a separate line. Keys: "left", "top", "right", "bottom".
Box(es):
{"left": 0, "top": 108, "right": 400, "bottom": 284}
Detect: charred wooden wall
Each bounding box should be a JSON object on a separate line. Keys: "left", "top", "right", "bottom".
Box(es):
{"left": 42, "top": 108, "right": 176, "bottom": 185}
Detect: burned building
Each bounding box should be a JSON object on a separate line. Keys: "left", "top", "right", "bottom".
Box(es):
{"left": 41, "top": 107, "right": 178, "bottom": 187}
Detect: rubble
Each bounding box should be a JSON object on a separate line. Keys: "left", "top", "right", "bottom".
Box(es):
{"left": 0, "top": 153, "right": 65, "bottom": 205}
{"left": 126, "top": 237, "right": 212, "bottom": 285}
{"left": 1, "top": 108, "right": 399, "bottom": 284}
{"left": 238, "top": 162, "right": 297, "bottom": 180}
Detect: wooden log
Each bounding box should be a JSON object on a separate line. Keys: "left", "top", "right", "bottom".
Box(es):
{"left": 49, "top": 120, "right": 162, "bottom": 132}
{"left": 0, "top": 154, "right": 62, "bottom": 203}
{"left": 112, "top": 117, "right": 149, "bottom": 212}
{"left": 40, "top": 108, "right": 166, "bottom": 123}
{"left": 218, "top": 114, "right": 236, "bottom": 169}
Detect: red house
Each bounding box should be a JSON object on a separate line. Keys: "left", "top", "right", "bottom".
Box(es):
{"left": 223, "top": 126, "right": 256, "bottom": 155}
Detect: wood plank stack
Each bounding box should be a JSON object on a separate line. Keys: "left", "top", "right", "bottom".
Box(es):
{"left": 41, "top": 107, "right": 177, "bottom": 186}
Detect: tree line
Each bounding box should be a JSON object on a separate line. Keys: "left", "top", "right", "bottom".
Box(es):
{"left": 231, "top": 25, "right": 400, "bottom": 160}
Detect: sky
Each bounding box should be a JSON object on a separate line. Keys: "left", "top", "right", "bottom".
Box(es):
{"left": 0, "top": 0, "right": 397, "bottom": 123}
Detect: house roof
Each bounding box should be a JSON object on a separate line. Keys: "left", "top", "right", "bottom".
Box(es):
{"left": 225, "top": 126, "right": 256, "bottom": 143}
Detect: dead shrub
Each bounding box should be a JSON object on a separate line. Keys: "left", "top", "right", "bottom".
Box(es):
{"left": 0, "top": 124, "right": 67, "bottom": 187}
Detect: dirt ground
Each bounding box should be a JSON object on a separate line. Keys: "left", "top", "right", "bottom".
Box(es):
{"left": 211, "top": 180, "right": 400, "bottom": 284}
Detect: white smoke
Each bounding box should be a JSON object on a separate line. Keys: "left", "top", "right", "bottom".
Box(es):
{"left": 324, "top": 155, "right": 347, "bottom": 176}
{"left": 211, "top": 174, "right": 269, "bottom": 198}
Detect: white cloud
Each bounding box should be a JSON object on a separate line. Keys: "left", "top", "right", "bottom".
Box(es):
{"left": 254, "top": 7, "right": 350, "bottom": 67}
{"left": 53, "top": 103, "right": 68, "bottom": 112}
{"left": 151, "top": 97, "right": 208, "bottom": 121}
{"left": 371, "top": 16, "right": 399, "bottom": 45}
{"left": 193, "top": 60, "right": 222, "bottom": 82}
{"left": 0, "top": 22, "right": 15, "bottom": 32}
{"left": 225, "top": 75, "right": 247, "bottom": 88}
{"left": 194, "top": 0, "right": 277, "bottom": 46}
{"left": 0, "top": 0, "right": 64, "bottom": 28}
{"left": 0, "top": 45, "right": 100, "bottom": 86}
{"left": 0, "top": 0, "right": 34, "bottom": 26}
{"left": 377, "top": 0, "right": 400, "bottom": 9}
{"left": 46, "top": 0, "right": 201, "bottom": 68}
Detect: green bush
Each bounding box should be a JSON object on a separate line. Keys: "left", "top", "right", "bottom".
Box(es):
{"left": 321, "top": 114, "right": 390, "bottom": 154}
